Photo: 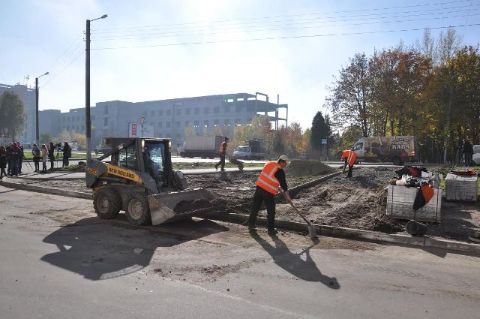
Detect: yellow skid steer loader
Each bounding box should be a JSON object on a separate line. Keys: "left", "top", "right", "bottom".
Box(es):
{"left": 86, "top": 138, "right": 214, "bottom": 226}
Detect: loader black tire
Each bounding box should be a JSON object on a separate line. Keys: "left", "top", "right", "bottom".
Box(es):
{"left": 94, "top": 188, "right": 121, "bottom": 220}
{"left": 126, "top": 194, "right": 151, "bottom": 226}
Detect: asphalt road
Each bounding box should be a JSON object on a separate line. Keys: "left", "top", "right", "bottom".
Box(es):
{"left": 1, "top": 185, "right": 479, "bottom": 319}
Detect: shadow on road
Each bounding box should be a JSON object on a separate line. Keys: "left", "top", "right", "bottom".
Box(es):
{"left": 41, "top": 217, "right": 228, "bottom": 281}
{"left": 250, "top": 229, "right": 340, "bottom": 288}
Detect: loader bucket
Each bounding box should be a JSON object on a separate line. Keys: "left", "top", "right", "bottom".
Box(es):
{"left": 148, "top": 188, "right": 215, "bottom": 225}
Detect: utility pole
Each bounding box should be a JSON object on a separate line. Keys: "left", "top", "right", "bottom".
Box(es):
{"left": 35, "top": 72, "right": 49, "bottom": 146}
{"left": 85, "top": 14, "right": 107, "bottom": 164}
{"left": 85, "top": 18, "right": 91, "bottom": 163}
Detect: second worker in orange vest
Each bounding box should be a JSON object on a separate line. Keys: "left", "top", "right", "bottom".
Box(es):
{"left": 340, "top": 149, "right": 357, "bottom": 178}
{"left": 247, "top": 155, "right": 291, "bottom": 235}
{"left": 215, "top": 137, "right": 229, "bottom": 171}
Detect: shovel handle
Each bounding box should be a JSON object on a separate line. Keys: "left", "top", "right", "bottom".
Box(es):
{"left": 280, "top": 189, "right": 311, "bottom": 225}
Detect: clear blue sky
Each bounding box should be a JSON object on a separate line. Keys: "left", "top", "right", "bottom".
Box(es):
{"left": 1, "top": 0, "right": 479, "bottom": 129}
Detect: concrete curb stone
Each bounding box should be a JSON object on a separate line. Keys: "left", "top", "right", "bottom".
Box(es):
{"left": 0, "top": 180, "right": 91, "bottom": 200}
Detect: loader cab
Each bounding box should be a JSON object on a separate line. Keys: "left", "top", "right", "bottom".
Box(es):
{"left": 107, "top": 138, "right": 173, "bottom": 190}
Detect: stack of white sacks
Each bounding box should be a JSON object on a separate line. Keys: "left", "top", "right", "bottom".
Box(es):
{"left": 473, "top": 145, "right": 480, "bottom": 165}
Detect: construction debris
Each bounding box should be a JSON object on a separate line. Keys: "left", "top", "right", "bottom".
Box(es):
{"left": 445, "top": 173, "right": 478, "bottom": 202}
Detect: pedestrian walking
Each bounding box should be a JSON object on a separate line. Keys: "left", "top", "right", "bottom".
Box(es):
{"left": 62, "top": 142, "right": 71, "bottom": 168}
{"left": 9, "top": 142, "right": 19, "bottom": 176}
{"left": 18, "top": 143, "right": 24, "bottom": 174}
{"left": 247, "top": 155, "right": 291, "bottom": 236}
{"left": 0, "top": 146, "right": 7, "bottom": 179}
{"left": 215, "top": 137, "right": 228, "bottom": 171}
{"left": 48, "top": 142, "right": 55, "bottom": 170}
{"left": 41, "top": 144, "right": 48, "bottom": 173}
{"left": 463, "top": 139, "right": 473, "bottom": 166}
{"left": 6, "top": 144, "right": 12, "bottom": 176}
{"left": 32, "top": 144, "right": 41, "bottom": 172}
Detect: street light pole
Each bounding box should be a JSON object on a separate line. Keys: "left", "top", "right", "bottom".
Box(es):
{"left": 85, "top": 14, "right": 107, "bottom": 163}
{"left": 35, "top": 72, "right": 49, "bottom": 146}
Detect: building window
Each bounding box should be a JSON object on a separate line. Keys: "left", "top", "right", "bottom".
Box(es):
{"left": 214, "top": 106, "right": 220, "bottom": 113}
{"left": 185, "top": 108, "right": 191, "bottom": 115}
{"left": 166, "top": 110, "right": 171, "bottom": 116}
{"left": 214, "top": 119, "right": 219, "bottom": 126}
{"left": 194, "top": 120, "right": 199, "bottom": 127}
{"left": 104, "top": 118, "right": 108, "bottom": 126}
{"left": 166, "top": 122, "right": 171, "bottom": 128}
{"left": 104, "top": 106, "right": 108, "bottom": 115}
{"left": 175, "top": 121, "right": 180, "bottom": 127}
{"left": 176, "top": 109, "right": 181, "bottom": 115}
{"left": 194, "top": 108, "right": 200, "bottom": 115}
{"left": 158, "top": 122, "right": 163, "bottom": 128}
{"left": 184, "top": 121, "right": 189, "bottom": 126}
{"left": 235, "top": 119, "right": 241, "bottom": 124}
{"left": 159, "top": 110, "right": 163, "bottom": 116}
{"left": 224, "top": 119, "right": 230, "bottom": 125}
{"left": 204, "top": 120, "right": 209, "bottom": 127}
{"left": 204, "top": 107, "right": 210, "bottom": 114}
{"left": 236, "top": 106, "right": 242, "bottom": 112}
{"left": 224, "top": 105, "right": 230, "bottom": 113}
{"left": 150, "top": 110, "right": 155, "bottom": 117}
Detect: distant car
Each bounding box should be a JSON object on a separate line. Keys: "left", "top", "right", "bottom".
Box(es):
{"left": 94, "top": 146, "right": 112, "bottom": 155}
{"left": 233, "top": 145, "right": 265, "bottom": 160}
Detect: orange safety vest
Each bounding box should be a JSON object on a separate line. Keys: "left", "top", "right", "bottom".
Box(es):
{"left": 255, "top": 161, "right": 281, "bottom": 195}
{"left": 347, "top": 150, "right": 357, "bottom": 167}
{"left": 341, "top": 149, "right": 350, "bottom": 160}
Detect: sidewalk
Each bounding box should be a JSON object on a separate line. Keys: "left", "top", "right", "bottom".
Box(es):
{"left": 16, "top": 166, "right": 263, "bottom": 180}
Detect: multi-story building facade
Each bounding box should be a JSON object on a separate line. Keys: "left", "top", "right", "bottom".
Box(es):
{"left": 38, "top": 92, "right": 288, "bottom": 148}
{"left": 0, "top": 83, "right": 36, "bottom": 143}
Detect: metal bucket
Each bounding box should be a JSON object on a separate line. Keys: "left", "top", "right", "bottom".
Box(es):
{"left": 148, "top": 188, "right": 215, "bottom": 225}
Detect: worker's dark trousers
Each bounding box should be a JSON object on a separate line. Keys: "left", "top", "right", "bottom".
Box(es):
{"left": 215, "top": 154, "right": 226, "bottom": 171}
{"left": 248, "top": 186, "right": 276, "bottom": 231}
{"left": 347, "top": 165, "right": 353, "bottom": 178}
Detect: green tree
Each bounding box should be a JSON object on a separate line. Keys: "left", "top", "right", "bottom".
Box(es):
{"left": 0, "top": 91, "right": 25, "bottom": 140}
{"left": 326, "top": 53, "right": 371, "bottom": 136}
{"left": 340, "top": 125, "right": 363, "bottom": 151}
{"left": 310, "top": 111, "right": 331, "bottom": 151}
{"left": 40, "top": 133, "right": 53, "bottom": 145}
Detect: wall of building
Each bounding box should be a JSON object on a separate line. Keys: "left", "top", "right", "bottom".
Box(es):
{"left": 38, "top": 92, "right": 288, "bottom": 148}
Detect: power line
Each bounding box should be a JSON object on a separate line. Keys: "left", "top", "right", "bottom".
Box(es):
{"left": 93, "top": 0, "right": 473, "bottom": 35}
{"left": 91, "top": 23, "right": 480, "bottom": 51}
{"left": 42, "top": 48, "right": 84, "bottom": 88}
{"left": 93, "top": 9, "right": 480, "bottom": 42}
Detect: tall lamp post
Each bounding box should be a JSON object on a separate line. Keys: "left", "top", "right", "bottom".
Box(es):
{"left": 35, "top": 72, "right": 49, "bottom": 146}
{"left": 85, "top": 14, "right": 107, "bottom": 163}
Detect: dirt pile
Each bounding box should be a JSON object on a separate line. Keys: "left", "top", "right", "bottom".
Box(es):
{"left": 286, "top": 160, "right": 335, "bottom": 177}
{"left": 275, "top": 167, "right": 405, "bottom": 233}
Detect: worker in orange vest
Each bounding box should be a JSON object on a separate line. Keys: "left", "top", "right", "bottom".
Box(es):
{"left": 215, "top": 137, "right": 228, "bottom": 171}
{"left": 341, "top": 149, "right": 357, "bottom": 178}
{"left": 247, "top": 155, "right": 291, "bottom": 235}
{"left": 340, "top": 149, "right": 350, "bottom": 173}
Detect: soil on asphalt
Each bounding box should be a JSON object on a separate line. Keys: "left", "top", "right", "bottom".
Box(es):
{"left": 5, "top": 166, "right": 479, "bottom": 240}
{"left": 186, "top": 167, "right": 405, "bottom": 233}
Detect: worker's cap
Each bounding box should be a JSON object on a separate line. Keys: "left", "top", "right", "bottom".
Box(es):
{"left": 278, "top": 155, "right": 289, "bottom": 162}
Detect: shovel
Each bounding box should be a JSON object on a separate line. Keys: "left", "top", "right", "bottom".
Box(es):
{"left": 280, "top": 190, "right": 318, "bottom": 241}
